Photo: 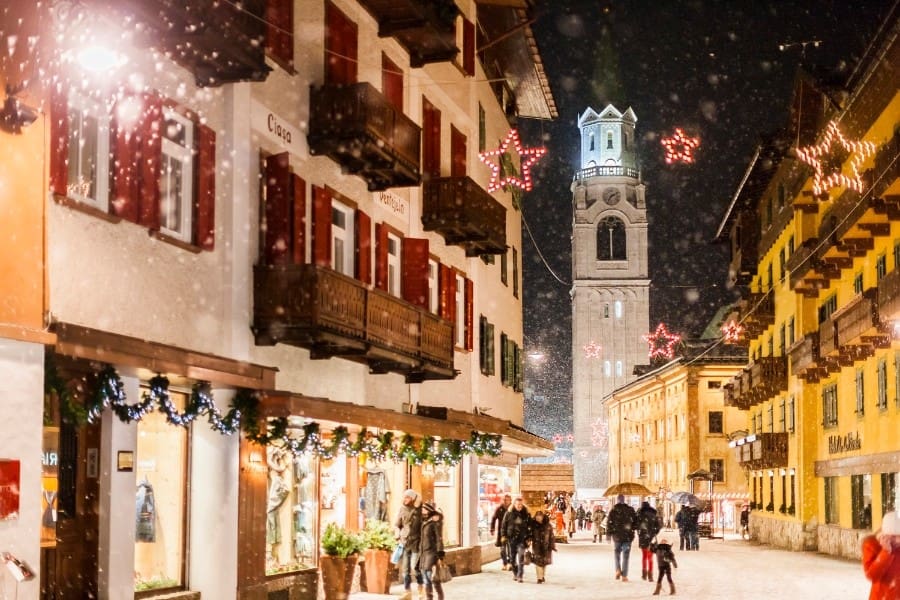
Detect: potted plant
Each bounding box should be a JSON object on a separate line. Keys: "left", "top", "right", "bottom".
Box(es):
{"left": 361, "top": 519, "right": 398, "bottom": 594}
{"left": 320, "top": 522, "right": 363, "bottom": 600}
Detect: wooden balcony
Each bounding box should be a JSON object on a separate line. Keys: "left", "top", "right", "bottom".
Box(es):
{"left": 252, "top": 264, "right": 454, "bottom": 382}
{"left": 308, "top": 82, "right": 421, "bottom": 191}
{"left": 738, "top": 292, "right": 775, "bottom": 338}
{"left": 786, "top": 238, "right": 833, "bottom": 297}
{"left": 736, "top": 432, "right": 788, "bottom": 470}
{"left": 833, "top": 288, "right": 890, "bottom": 362}
{"left": 879, "top": 268, "right": 900, "bottom": 324}
{"left": 422, "top": 177, "right": 507, "bottom": 257}
{"left": 357, "top": 0, "right": 459, "bottom": 67}
{"left": 725, "top": 357, "right": 787, "bottom": 409}
{"left": 789, "top": 332, "right": 821, "bottom": 382}
{"left": 103, "top": 0, "right": 270, "bottom": 86}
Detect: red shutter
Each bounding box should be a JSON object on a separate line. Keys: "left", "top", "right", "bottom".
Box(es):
{"left": 326, "top": 2, "right": 357, "bottom": 85}
{"left": 374, "top": 223, "right": 389, "bottom": 291}
{"left": 291, "top": 174, "right": 306, "bottom": 264}
{"left": 422, "top": 97, "right": 441, "bottom": 180}
{"left": 195, "top": 123, "right": 216, "bottom": 250}
{"left": 438, "top": 264, "right": 456, "bottom": 322}
{"left": 343, "top": 12, "right": 358, "bottom": 84}
{"left": 312, "top": 185, "right": 332, "bottom": 267}
{"left": 401, "top": 238, "right": 429, "bottom": 309}
{"left": 265, "top": 0, "right": 294, "bottom": 69}
{"left": 112, "top": 96, "right": 140, "bottom": 223}
{"left": 451, "top": 125, "right": 466, "bottom": 178}
{"left": 465, "top": 277, "right": 474, "bottom": 351}
{"left": 355, "top": 209, "right": 371, "bottom": 284}
{"left": 49, "top": 84, "right": 68, "bottom": 196}
{"left": 138, "top": 94, "right": 162, "bottom": 229}
{"left": 382, "top": 54, "right": 403, "bottom": 112}
{"left": 264, "top": 153, "right": 290, "bottom": 265}
{"left": 462, "top": 18, "right": 475, "bottom": 77}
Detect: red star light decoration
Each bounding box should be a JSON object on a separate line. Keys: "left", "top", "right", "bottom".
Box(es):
{"left": 795, "top": 120, "right": 876, "bottom": 195}
{"left": 583, "top": 340, "right": 602, "bottom": 359}
{"left": 643, "top": 323, "right": 682, "bottom": 360}
{"left": 721, "top": 319, "right": 744, "bottom": 344}
{"left": 591, "top": 418, "right": 609, "bottom": 448}
{"left": 478, "top": 128, "right": 547, "bottom": 193}
{"left": 661, "top": 127, "right": 700, "bottom": 164}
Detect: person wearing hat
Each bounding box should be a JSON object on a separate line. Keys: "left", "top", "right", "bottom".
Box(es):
{"left": 606, "top": 494, "right": 637, "bottom": 582}
{"left": 395, "top": 489, "right": 423, "bottom": 600}
{"left": 861, "top": 510, "right": 900, "bottom": 600}
{"left": 500, "top": 496, "right": 532, "bottom": 583}
{"left": 650, "top": 534, "right": 678, "bottom": 595}
{"left": 419, "top": 502, "right": 446, "bottom": 600}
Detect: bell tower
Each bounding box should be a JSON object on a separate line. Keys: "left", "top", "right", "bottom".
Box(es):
{"left": 571, "top": 104, "right": 650, "bottom": 492}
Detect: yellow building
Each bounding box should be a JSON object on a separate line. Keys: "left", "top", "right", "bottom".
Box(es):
{"left": 718, "top": 18, "right": 899, "bottom": 558}
{"left": 606, "top": 342, "right": 748, "bottom": 530}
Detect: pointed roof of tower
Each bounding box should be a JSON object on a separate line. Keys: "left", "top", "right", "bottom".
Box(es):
{"left": 577, "top": 104, "right": 637, "bottom": 128}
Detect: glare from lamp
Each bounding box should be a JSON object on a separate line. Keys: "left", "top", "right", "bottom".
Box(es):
{"left": 76, "top": 43, "right": 126, "bottom": 73}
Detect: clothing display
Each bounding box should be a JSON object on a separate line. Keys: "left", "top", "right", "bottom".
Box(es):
{"left": 364, "top": 466, "right": 390, "bottom": 521}
{"left": 135, "top": 479, "right": 156, "bottom": 543}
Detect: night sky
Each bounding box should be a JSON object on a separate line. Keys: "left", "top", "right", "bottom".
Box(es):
{"left": 520, "top": 0, "right": 895, "bottom": 447}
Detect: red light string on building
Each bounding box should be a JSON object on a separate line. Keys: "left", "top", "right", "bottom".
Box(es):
{"left": 583, "top": 340, "right": 602, "bottom": 359}
{"left": 643, "top": 323, "right": 682, "bottom": 360}
{"left": 660, "top": 127, "right": 700, "bottom": 164}
{"left": 795, "top": 120, "right": 876, "bottom": 195}
{"left": 478, "top": 128, "right": 548, "bottom": 193}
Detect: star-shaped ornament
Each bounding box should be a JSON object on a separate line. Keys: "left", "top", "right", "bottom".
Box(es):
{"left": 643, "top": 323, "right": 682, "bottom": 360}
{"left": 583, "top": 340, "right": 602, "bottom": 359}
{"left": 661, "top": 128, "right": 700, "bottom": 164}
{"left": 478, "top": 129, "right": 547, "bottom": 193}
{"left": 591, "top": 418, "right": 609, "bottom": 448}
{"left": 795, "top": 120, "right": 876, "bottom": 195}
{"left": 721, "top": 319, "right": 744, "bottom": 344}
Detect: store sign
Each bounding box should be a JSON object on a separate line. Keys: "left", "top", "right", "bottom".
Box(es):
{"left": 374, "top": 190, "right": 409, "bottom": 226}
{"left": 828, "top": 431, "right": 862, "bottom": 454}
{"left": 251, "top": 100, "right": 305, "bottom": 156}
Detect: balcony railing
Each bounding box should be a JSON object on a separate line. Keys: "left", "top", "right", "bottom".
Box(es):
{"left": 789, "top": 332, "right": 821, "bottom": 382}
{"left": 308, "top": 82, "right": 421, "bottom": 191}
{"left": 573, "top": 165, "right": 640, "bottom": 181}
{"left": 357, "top": 0, "right": 459, "bottom": 67}
{"left": 422, "top": 177, "right": 507, "bottom": 256}
{"left": 739, "top": 292, "right": 775, "bottom": 337}
{"left": 833, "top": 288, "right": 889, "bottom": 361}
{"left": 253, "top": 264, "right": 454, "bottom": 382}
{"left": 725, "top": 356, "right": 788, "bottom": 409}
{"left": 879, "top": 268, "right": 900, "bottom": 324}
{"left": 736, "top": 433, "right": 788, "bottom": 470}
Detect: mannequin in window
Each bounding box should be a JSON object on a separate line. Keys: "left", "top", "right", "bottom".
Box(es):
{"left": 364, "top": 458, "right": 391, "bottom": 521}
{"left": 266, "top": 446, "right": 291, "bottom": 562}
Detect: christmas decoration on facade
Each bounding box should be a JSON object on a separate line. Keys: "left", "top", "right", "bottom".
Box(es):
{"left": 721, "top": 319, "right": 745, "bottom": 344}
{"left": 478, "top": 128, "right": 547, "bottom": 192}
{"left": 583, "top": 340, "right": 602, "bottom": 359}
{"left": 643, "top": 323, "right": 682, "bottom": 360}
{"left": 661, "top": 127, "right": 700, "bottom": 164}
{"left": 591, "top": 418, "right": 609, "bottom": 448}
{"left": 795, "top": 120, "right": 876, "bottom": 195}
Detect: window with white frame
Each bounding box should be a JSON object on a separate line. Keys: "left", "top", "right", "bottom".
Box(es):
{"left": 159, "top": 107, "right": 195, "bottom": 242}
{"left": 66, "top": 91, "right": 110, "bottom": 210}
{"left": 604, "top": 360, "right": 611, "bottom": 377}
{"left": 386, "top": 231, "right": 401, "bottom": 297}
{"left": 428, "top": 259, "right": 439, "bottom": 314}
{"left": 614, "top": 300, "right": 623, "bottom": 318}
{"left": 331, "top": 200, "right": 354, "bottom": 276}
{"left": 615, "top": 360, "right": 623, "bottom": 377}
{"left": 455, "top": 273, "right": 465, "bottom": 348}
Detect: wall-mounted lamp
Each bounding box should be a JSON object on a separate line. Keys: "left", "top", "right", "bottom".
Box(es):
{"left": 0, "top": 84, "right": 38, "bottom": 135}
{"left": 779, "top": 468, "right": 786, "bottom": 476}
{"left": 789, "top": 468, "right": 796, "bottom": 476}
{"left": 767, "top": 470, "right": 774, "bottom": 477}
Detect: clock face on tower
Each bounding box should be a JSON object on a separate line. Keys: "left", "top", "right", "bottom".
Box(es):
{"left": 603, "top": 187, "right": 621, "bottom": 205}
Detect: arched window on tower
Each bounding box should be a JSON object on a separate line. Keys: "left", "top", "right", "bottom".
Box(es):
{"left": 597, "top": 217, "right": 626, "bottom": 261}
{"left": 590, "top": 134, "right": 595, "bottom": 151}
{"left": 607, "top": 131, "right": 614, "bottom": 149}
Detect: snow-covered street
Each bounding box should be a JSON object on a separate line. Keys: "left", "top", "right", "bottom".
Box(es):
{"left": 392, "top": 528, "right": 871, "bottom": 599}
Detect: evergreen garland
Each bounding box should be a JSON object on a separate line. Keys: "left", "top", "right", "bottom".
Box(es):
{"left": 47, "top": 360, "right": 502, "bottom": 465}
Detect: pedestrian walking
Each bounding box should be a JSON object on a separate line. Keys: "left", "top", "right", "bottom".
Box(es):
{"left": 501, "top": 496, "right": 532, "bottom": 583}
{"left": 862, "top": 510, "right": 900, "bottom": 600}
{"left": 635, "top": 500, "right": 661, "bottom": 581}
{"left": 650, "top": 535, "right": 678, "bottom": 595}
{"left": 490, "top": 495, "right": 512, "bottom": 570}
{"left": 685, "top": 506, "right": 700, "bottom": 551}
{"left": 739, "top": 504, "right": 750, "bottom": 539}
{"left": 395, "top": 489, "right": 423, "bottom": 600}
{"left": 419, "top": 502, "right": 446, "bottom": 600}
{"left": 529, "top": 510, "right": 556, "bottom": 583}
{"left": 606, "top": 494, "right": 637, "bottom": 582}
{"left": 576, "top": 504, "right": 586, "bottom": 531}
{"left": 591, "top": 505, "right": 607, "bottom": 543}
{"left": 567, "top": 502, "right": 576, "bottom": 538}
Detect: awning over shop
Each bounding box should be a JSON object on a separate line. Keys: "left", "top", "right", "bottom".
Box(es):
{"left": 442, "top": 407, "right": 555, "bottom": 457}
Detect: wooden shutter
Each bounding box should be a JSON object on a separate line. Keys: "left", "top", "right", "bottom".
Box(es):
{"left": 438, "top": 264, "right": 456, "bottom": 322}
{"left": 450, "top": 125, "right": 466, "bottom": 178}
{"left": 325, "top": 2, "right": 357, "bottom": 85}
{"left": 382, "top": 54, "right": 403, "bottom": 112}
{"left": 112, "top": 93, "right": 161, "bottom": 226}
{"left": 355, "top": 209, "right": 371, "bottom": 284}
{"left": 479, "top": 316, "right": 487, "bottom": 374}
{"left": 312, "top": 185, "right": 332, "bottom": 267}
{"left": 401, "top": 238, "right": 429, "bottom": 309}
{"left": 263, "top": 153, "right": 291, "bottom": 265}
{"left": 195, "top": 123, "right": 216, "bottom": 250}
{"left": 422, "top": 97, "right": 441, "bottom": 180}
{"left": 137, "top": 94, "right": 162, "bottom": 229}
{"left": 500, "top": 332, "right": 509, "bottom": 385}
{"left": 462, "top": 18, "right": 475, "bottom": 77}
{"left": 291, "top": 174, "right": 306, "bottom": 263}
{"left": 112, "top": 96, "right": 140, "bottom": 222}
{"left": 374, "top": 223, "right": 389, "bottom": 291}
{"left": 265, "top": 0, "right": 294, "bottom": 69}
{"left": 49, "top": 85, "right": 69, "bottom": 197}
{"left": 464, "top": 278, "right": 474, "bottom": 351}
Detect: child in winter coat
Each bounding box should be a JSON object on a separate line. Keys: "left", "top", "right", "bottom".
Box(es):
{"left": 862, "top": 510, "right": 900, "bottom": 600}
{"left": 529, "top": 510, "right": 556, "bottom": 583}
{"left": 650, "top": 536, "right": 678, "bottom": 595}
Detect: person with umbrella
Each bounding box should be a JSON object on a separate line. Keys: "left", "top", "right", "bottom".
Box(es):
{"left": 606, "top": 494, "right": 637, "bottom": 582}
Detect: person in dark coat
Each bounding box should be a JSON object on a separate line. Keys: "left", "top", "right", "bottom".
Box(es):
{"left": 576, "top": 504, "right": 586, "bottom": 531}
{"left": 395, "top": 489, "right": 423, "bottom": 600}
{"left": 674, "top": 505, "right": 688, "bottom": 551}
{"left": 501, "top": 496, "right": 532, "bottom": 583}
{"left": 635, "top": 500, "right": 662, "bottom": 581}
{"left": 529, "top": 510, "right": 556, "bottom": 583}
{"left": 419, "top": 502, "right": 446, "bottom": 600}
{"left": 684, "top": 506, "right": 700, "bottom": 550}
{"left": 650, "top": 535, "right": 678, "bottom": 595}
{"left": 490, "top": 495, "right": 512, "bottom": 570}
{"left": 606, "top": 494, "right": 637, "bottom": 581}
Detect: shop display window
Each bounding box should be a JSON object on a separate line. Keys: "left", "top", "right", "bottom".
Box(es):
{"left": 358, "top": 456, "right": 406, "bottom": 529}
{"left": 432, "top": 464, "right": 461, "bottom": 547}
{"left": 477, "top": 464, "right": 518, "bottom": 543}
{"left": 267, "top": 447, "right": 318, "bottom": 574}
{"left": 134, "top": 389, "right": 188, "bottom": 592}
{"left": 40, "top": 427, "right": 59, "bottom": 547}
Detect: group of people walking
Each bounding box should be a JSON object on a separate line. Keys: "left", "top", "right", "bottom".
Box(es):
{"left": 489, "top": 495, "right": 557, "bottom": 583}
{"left": 605, "top": 495, "right": 678, "bottom": 595}
{"left": 394, "top": 489, "right": 447, "bottom": 600}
